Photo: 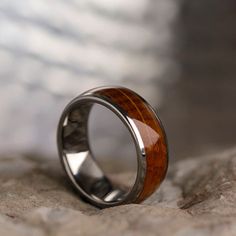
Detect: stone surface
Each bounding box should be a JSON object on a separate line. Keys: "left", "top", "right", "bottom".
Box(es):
{"left": 0, "top": 148, "right": 236, "bottom": 236}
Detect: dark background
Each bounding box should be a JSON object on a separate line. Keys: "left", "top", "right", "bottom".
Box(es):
{"left": 162, "top": 0, "right": 236, "bottom": 160}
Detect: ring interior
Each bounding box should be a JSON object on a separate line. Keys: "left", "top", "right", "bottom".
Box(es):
{"left": 60, "top": 101, "right": 135, "bottom": 204}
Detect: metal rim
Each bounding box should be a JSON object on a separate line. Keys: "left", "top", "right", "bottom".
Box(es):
{"left": 57, "top": 94, "right": 147, "bottom": 208}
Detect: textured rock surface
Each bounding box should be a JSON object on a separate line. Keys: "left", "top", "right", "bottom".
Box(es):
{"left": 0, "top": 148, "right": 236, "bottom": 236}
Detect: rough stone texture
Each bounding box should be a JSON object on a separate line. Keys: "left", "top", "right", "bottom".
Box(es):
{"left": 0, "top": 148, "right": 236, "bottom": 235}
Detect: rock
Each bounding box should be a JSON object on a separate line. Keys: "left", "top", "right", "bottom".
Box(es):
{"left": 0, "top": 149, "right": 236, "bottom": 235}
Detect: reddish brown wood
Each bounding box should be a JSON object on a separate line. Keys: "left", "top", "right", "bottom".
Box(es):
{"left": 94, "top": 87, "right": 168, "bottom": 203}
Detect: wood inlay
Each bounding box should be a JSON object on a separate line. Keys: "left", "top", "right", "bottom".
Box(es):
{"left": 94, "top": 87, "right": 168, "bottom": 203}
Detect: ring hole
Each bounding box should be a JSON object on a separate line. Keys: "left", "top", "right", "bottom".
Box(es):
{"left": 88, "top": 104, "right": 138, "bottom": 192}
{"left": 61, "top": 101, "right": 139, "bottom": 205}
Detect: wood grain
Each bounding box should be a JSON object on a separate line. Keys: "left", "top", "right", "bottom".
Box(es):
{"left": 94, "top": 87, "right": 168, "bottom": 202}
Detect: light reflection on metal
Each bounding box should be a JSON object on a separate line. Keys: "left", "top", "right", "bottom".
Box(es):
{"left": 66, "top": 151, "right": 88, "bottom": 175}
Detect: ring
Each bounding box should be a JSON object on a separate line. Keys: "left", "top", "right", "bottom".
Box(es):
{"left": 57, "top": 87, "right": 168, "bottom": 208}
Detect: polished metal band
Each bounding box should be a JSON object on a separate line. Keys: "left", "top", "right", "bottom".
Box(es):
{"left": 57, "top": 87, "right": 168, "bottom": 208}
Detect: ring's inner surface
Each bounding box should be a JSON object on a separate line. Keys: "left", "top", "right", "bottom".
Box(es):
{"left": 61, "top": 102, "right": 137, "bottom": 204}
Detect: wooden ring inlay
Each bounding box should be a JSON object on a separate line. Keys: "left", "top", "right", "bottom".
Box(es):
{"left": 93, "top": 87, "right": 168, "bottom": 203}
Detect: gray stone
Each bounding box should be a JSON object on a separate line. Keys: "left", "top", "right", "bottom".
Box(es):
{"left": 0, "top": 148, "right": 236, "bottom": 235}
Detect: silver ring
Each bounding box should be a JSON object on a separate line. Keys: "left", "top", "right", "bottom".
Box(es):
{"left": 57, "top": 87, "right": 168, "bottom": 208}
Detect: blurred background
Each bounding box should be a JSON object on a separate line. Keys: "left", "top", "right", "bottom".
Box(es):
{"left": 0, "top": 0, "right": 235, "bottom": 162}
